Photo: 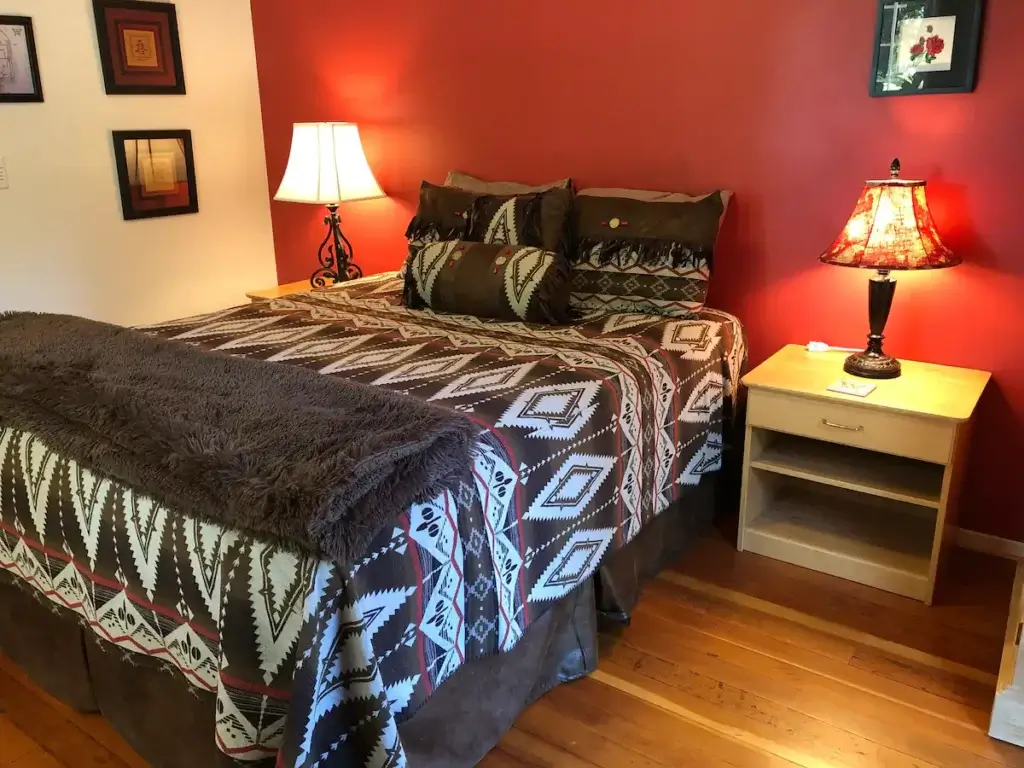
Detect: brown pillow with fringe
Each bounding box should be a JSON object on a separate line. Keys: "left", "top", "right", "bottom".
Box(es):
{"left": 469, "top": 187, "right": 573, "bottom": 253}
{"left": 403, "top": 240, "right": 570, "bottom": 324}
{"left": 569, "top": 192, "right": 728, "bottom": 317}
{"left": 405, "top": 181, "right": 476, "bottom": 244}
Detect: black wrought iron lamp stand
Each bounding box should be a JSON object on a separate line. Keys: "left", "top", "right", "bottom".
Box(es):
{"left": 844, "top": 269, "right": 901, "bottom": 379}
{"left": 310, "top": 204, "right": 364, "bottom": 289}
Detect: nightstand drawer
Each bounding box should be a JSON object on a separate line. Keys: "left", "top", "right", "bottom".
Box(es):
{"left": 747, "top": 389, "right": 955, "bottom": 464}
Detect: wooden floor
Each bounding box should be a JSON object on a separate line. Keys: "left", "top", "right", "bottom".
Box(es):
{"left": 3, "top": 530, "right": 1023, "bottom": 767}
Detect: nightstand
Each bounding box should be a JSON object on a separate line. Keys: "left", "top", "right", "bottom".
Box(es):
{"left": 246, "top": 280, "right": 319, "bottom": 303}
{"left": 738, "top": 345, "right": 990, "bottom": 604}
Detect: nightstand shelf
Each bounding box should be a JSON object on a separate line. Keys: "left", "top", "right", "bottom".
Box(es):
{"left": 738, "top": 345, "right": 990, "bottom": 604}
{"left": 750, "top": 431, "right": 944, "bottom": 508}
{"left": 744, "top": 472, "right": 935, "bottom": 600}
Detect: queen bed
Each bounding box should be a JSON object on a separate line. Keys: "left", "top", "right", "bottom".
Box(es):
{"left": 0, "top": 178, "right": 745, "bottom": 767}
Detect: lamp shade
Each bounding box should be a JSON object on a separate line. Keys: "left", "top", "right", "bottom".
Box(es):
{"left": 274, "top": 122, "right": 385, "bottom": 205}
{"left": 820, "top": 164, "right": 959, "bottom": 271}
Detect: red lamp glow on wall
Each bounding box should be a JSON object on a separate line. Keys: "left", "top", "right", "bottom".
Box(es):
{"left": 820, "top": 159, "right": 960, "bottom": 379}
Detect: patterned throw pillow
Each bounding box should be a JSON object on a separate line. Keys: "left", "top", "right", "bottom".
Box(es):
{"left": 404, "top": 240, "right": 570, "bottom": 324}
{"left": 569, "top": 191, "right": 729, "bottom": 317}
{"left": 468, "top": 187, "right": 573, "bottom": 253}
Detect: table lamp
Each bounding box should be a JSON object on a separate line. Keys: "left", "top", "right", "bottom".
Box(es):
{"left": 819, "top": 158, "right": 960, "bottom": 379}
{"left": 274, "top": 122, "right": 385, "bottom": 287}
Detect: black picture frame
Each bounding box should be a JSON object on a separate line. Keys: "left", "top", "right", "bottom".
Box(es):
{"left": 870, "top": 0, "right": 985, "bottom": 97}
{"left": 112, "top": 129, "right": 199, "bottom": 220}
{"left": 93, "top": 0, "right": 186, "bottom": 95}
{"left": 0, "top": 16, "right": 44, "bottom": 103}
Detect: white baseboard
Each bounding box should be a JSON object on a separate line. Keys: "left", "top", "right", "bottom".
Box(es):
{"left": 955, "top": 527, "right": 1024, "bottom": 560}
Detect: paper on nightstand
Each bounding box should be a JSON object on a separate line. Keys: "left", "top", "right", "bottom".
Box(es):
{"left": 827, "top": 378, "right": 877, "bottom": 397}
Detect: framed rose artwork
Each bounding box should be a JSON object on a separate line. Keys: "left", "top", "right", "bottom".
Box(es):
{"left": 870, "top": 0, "right": 985, "bottom": 96}
{"left": 112, "top": 130, "right": 199, "bottom": 220}
{"left": 93, "top": 0, "right": 185, "bottom": 95}
{"left": 0, "top": 16, "right": 44, "bottom": 103}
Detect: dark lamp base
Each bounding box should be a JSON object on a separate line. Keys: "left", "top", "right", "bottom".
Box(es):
{"left": 844, "top": 351, "right": 902, "bottom": 379}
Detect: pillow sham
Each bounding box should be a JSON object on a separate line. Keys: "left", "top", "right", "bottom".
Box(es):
{"left": 569, "top": 191, "right": 729, "bottom": 317}
{"left": 444, "top": 170, "right": 575, "bottom": 195}
{"left": 404, "top": 240, "right": 570, "bottom": 324}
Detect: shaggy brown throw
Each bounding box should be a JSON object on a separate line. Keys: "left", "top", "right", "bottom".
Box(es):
{"left": 0, "top": 313, "right": 478, "bottom": 564}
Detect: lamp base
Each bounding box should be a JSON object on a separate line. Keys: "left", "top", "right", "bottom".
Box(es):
{"left": 843, "top": 351, "right": 901, "bottom": 379}
{"left": 310, "top": 204, "right": 362, "bottom": 288}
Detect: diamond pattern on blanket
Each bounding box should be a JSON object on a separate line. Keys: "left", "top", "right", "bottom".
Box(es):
{"left": 527, "top": 454, "right": 615, "bottom": 521}
{"left": 679, "top": 371, "right": 725, "bottom": 424}
{"left": 429, "top": 362, "right": 536, "bottom": 402}
{"left": 528, "top": 528, "right": 615, "bottom": 604}
{"left": 497, "top": 382, "right": 602, "bottom": 441}
{"left": 661, "top": 319, "right": 722, "bottom": 359}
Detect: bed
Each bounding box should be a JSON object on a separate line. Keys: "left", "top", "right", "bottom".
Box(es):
{"left": 0, "top": 191, "right": 745, "bottom": 767}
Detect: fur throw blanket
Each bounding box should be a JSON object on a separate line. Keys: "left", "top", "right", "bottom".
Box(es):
{"left": 0, "top": 312, "right": 478, "bottom": 564}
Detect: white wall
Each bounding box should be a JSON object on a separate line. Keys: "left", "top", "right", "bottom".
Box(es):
{"left": 0, "top": 0, "right": 276, "bottom": 325}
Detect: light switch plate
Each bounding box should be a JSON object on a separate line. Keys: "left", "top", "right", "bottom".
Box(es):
{"left": 0, "top": 158, "right": 8, "bottom": 190}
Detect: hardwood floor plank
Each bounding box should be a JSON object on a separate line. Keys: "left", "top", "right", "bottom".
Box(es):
{"left": 645, "top": 580, "right": 993, "bottom": 724}
{"left": 515, "top": 694, "right": 668, "bottom": 767}
{"left": 645, "top": 577, "right": 859, "bottom": 662}
{"left": 600, "top": 651, "right": 941, "bottom": 768}
{"left": 0, "top": 715, "right": 40, "bottom": 765}
{"left": 9, "top": 750, "right": 64, "bottom": 768}
{"left": 674, "top": 535, "right": 1008, "bottom": 673}
{"left": 496, "top": 727, "right": 598, "bottom": 767}
{"left": 661, "top": 570, "right": 998, "bottom": 684}
{"left": 615, "top": 606, "right": 1021, "bottom": 767}
{"left": 555, "top": 675, "right": 798, "bottom": 767}
{"left": 0, "top": 668, "right": 131, "bottom": 768}
{"left": 850, "top": 647, "right": 996, "bottom": 712}
{"left": 0, "top": 657, "right": 145, "bottom": 768}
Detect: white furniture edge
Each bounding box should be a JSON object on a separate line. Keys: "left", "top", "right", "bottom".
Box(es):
{"left": 955, "top": 528, "right": 1024, "bottom": 560}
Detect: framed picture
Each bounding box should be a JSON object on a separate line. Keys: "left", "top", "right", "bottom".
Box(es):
{"left": 93, "top": 0, "right": 185, "bottom": 95}
{"left": 870, "top": 0, "right": 985, "bottom": 96}
{"left": 112, "top": 130, "right": 199, "bottom": 220}
{"left": 0, "top": 16, "right": 44, "bottom": 103}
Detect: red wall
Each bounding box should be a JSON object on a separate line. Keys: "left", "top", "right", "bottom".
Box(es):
{"left": 250, "top": 0, "right": 1024, "bottom": 540}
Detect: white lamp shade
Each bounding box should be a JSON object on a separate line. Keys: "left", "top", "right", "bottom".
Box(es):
{"left": 274, "top": 122, "right": 385, "bottom": 204}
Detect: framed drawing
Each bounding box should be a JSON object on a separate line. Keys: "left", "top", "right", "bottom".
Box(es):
{"left": 112, "top": 130, "right": 199, "bottom": 220}
{"left": 0, "top": 16, "right": 44, "bottom": 103}
{"left": 871, "top": 0, "right": 985, "bottom": 96}
{"left": 93, "top": 0, "right": 185, "bottom": 95}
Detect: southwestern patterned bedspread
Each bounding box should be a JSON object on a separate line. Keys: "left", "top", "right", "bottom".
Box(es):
{"left": 0, "top": 273, "right": 745, "bottom": 767}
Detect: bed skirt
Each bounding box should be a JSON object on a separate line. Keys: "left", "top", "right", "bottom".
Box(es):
{"left": 0, "top": 479, "right": 715, "bottom": 768}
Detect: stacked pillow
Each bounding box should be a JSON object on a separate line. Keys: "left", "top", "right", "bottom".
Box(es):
{"left": 569, "top": 188, "right": 732, "bottom": 317}
{"left": 402, "top": 175, "right": 574, "bottom": 323}
{"left": 401, "top": 172, "right": 732, "bottom": 324}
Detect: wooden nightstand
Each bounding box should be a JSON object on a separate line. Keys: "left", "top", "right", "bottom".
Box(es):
{"left": 246, "top": 280, "right": 319, "bottom": 303}
{"left": 738, "top": 344, "right": 990, "bottom": 604}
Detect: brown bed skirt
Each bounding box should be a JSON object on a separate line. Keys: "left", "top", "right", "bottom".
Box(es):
{"left": 0, "top": 479, "right": 714, "bottom": 768}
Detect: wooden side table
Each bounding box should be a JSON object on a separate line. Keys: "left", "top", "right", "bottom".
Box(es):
{"left": 246, "top": 280, "right": 318, "bottom": 303}
{"left": 738, "top": 344, "right": 990, "bottom": 604}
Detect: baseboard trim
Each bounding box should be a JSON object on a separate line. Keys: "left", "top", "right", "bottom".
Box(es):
{"left": 955, "top": 527, "right": 1024, "bottom": 560}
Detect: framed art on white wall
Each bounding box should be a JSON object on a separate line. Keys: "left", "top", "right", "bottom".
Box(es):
{"left": 0, "top": 15, "right": 44, "bottom": 103}
{"left": 112, "top": 129, "right": 199, "bottom": 220}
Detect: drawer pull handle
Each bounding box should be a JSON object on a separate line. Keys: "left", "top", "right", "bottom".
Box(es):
{"left": 821, "top": 418, "right": 864, "bottom": 432}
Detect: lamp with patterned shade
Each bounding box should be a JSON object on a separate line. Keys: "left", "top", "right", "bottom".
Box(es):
{"left": 820, "top": 158, "right": 960, "bottom": 379}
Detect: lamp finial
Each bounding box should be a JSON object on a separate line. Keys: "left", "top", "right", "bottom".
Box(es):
{"left": 890, "top": 158, "right": 901, "bottom": 179}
